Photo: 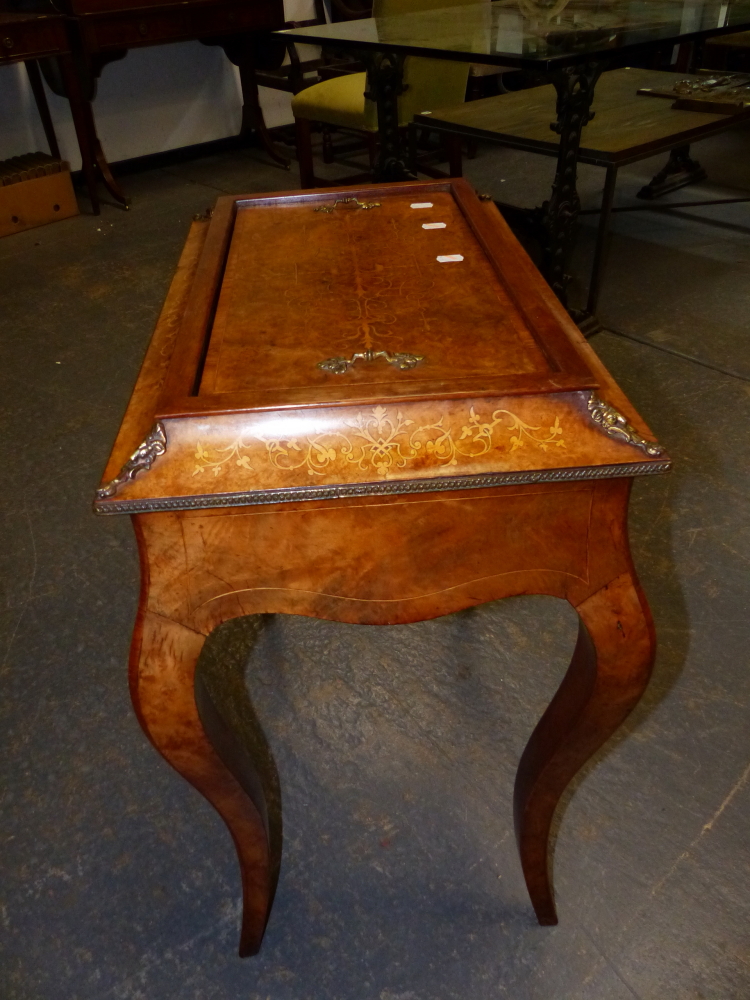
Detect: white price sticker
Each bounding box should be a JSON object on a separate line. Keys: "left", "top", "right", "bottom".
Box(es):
{"left": 410, "top": 202, "right": 434, "bottom": 209}
{"left": 436, "top": 254, "right": 464, "bottom": 263}
{"left": 422, "top": 222, "right": 446, "bottom": 229}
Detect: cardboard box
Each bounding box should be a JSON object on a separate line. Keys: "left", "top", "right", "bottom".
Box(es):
{"left": 0, "top": 154, "right": 79, "bottom": 237}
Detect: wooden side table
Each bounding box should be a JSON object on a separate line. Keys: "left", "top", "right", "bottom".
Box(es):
{"left": 37, "top": 0, "right": 288, "bottom": 211}
{"left": 95, "top": 178, "right": 670, "bottom": 956}
{"left": 0, "top": 10, "right": 99, "bottom": 210}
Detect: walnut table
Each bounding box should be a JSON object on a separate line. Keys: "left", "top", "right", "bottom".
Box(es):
{"left": 95, "top": 178, "right": 670, "bottom": 956}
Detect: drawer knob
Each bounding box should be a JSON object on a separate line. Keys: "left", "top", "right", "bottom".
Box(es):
{"left": 138, "top": 21, "right": 148, "bottom": 36}
{"left": 3, "top": 36, "right": 14, "bottom": 49}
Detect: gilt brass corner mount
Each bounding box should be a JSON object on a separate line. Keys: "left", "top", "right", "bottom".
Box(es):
{"left": 96, "top": 422, "right": 167, "bottom": 500}
{"left": 586, "top": 393, "right": 664, "bottom": 457}
{"left": 318, "top": 349, "right": 424, "bottom": 375}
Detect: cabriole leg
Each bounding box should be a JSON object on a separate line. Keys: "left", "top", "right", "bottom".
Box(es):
{"left": 513, "top": 570, "right": 656, "bottom": 924}
{"left": 130, "top": 609, "right": 275, "bottom": 956}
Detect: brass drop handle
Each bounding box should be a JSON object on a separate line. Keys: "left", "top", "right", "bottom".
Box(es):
{"left": 318, "top": 349, "right": 423, "bottom": 374}
{"left": 314, "top": 197, "right": 381, "bottom": 213}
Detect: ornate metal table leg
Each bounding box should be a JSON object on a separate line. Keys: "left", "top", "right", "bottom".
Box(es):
{"left": 537, "top": 61, "right": 604, "bottom": 305}
{"left": 364, "top": 50, "right": 417, "bottom": 183}
{"left": 637, "top": 144, "right": 707, "bottom": 200}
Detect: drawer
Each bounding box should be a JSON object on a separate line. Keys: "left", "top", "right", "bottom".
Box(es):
{"left": 0, "top": 17, "right": 68, "bottom": 63}
{"left": 80, "top": 2, "right": 283, "bottom": 50}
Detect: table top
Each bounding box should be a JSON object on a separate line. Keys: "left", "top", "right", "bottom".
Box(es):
{"left": 280, "top": 0, "right": 750, "bottom": 70}
{"left": 416, "top": 67, "right": 750, "bottom": 161}
{"left": 94, "top": 179, "right": 669, "bottom": 515}
{"left": 0, "top": 11, "right": 59, "bottom": 24}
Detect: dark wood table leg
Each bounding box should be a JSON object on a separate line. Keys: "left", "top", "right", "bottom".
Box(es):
{"left": 364, "top": 50, "right": 416, "bottom": 183}
{"left": 514, "top": 495, "right": 656, "bottom": 924}
{"left": 56, "top": 52, "right": 101, "bottom": 213}
{"left": 25, "top": 59, "right": 61, "bottom": 159}
{"left": 91, "top": 129, "right": 131, "bottom": 208}
{"left": 82, "top": 55, "right": 131, "bottom": 208}
{"left": 221, "top": 36, "right": 291, "bottom": 169}
{"left": 537, "top": 60, "right": 605, "bottom": 306}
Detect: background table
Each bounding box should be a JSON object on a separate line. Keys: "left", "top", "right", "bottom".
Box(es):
{"left": 414, "top": 66, "right": 750, "bottom": 317}
{"left": 28, "top": 0, "right": 288, "bottom": 211}
{"left": 281, "top": 0, "right": 750, "bottom": 306}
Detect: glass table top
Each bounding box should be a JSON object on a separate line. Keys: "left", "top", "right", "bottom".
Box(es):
{"left": 280, "top": 0, "right": 750, "bottom": 69}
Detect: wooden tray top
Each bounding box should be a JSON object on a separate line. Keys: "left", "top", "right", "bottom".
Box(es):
{"left": 95, "top": 179, "right": 669, "bottom": 514}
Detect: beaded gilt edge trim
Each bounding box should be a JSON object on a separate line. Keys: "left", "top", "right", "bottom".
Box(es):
{"left": 93, "top": 459, "right": 671, "bottom": 515}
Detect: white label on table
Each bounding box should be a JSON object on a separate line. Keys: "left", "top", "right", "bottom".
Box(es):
{"left": 410, "top": 202, "right": 433, "bottom": 209}
{"left": 436, "top": 254, "right": 464, "bottom": 263}
{"left": 422, "top": 222, "right": 446, "bottom": 229}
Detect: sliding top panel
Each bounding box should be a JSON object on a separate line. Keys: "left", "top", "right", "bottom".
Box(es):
{"left": 157, "top": 180, "right": 597, "bottom": 416}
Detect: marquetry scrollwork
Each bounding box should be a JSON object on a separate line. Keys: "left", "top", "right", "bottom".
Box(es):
{"left": 96, "top": 422, "right": 168, "bottom": 499}
{"left": 586, "top": 393, "right": 664, "bottom": 456}
{"left": 192, "top": 404, "right": 567, "bottom": 481}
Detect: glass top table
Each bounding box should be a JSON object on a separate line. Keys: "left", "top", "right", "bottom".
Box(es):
{"left": 280, "top": 0, "right": 750, "bottom": 71}
{"left": 280, "top": 0, "right": 750, "bottom": 309}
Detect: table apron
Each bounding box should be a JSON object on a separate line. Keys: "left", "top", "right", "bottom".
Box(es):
{"left": 134, "top": 478, "right": 636, "bottom": 630}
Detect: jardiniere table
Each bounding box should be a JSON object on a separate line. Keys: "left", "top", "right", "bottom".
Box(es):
{"left": 95, "top": 178, "right": 670, "bottom": 955}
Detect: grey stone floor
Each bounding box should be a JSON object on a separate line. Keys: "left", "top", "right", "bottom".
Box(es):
{"left": 1, "top": 123, "right": 749, "bottom": 1000}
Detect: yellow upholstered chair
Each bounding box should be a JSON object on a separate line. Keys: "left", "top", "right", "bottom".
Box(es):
{"left": 291, "top": 0, "right": 475, "bottom": 187}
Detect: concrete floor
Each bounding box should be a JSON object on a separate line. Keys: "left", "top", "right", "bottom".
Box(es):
{"left": 1, "top": 122, "right": 749, "bottom": 1000}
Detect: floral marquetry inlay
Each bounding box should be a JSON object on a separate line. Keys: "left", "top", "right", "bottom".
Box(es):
{"left": 192, "top": 404, "right": 566, "bottom": 480}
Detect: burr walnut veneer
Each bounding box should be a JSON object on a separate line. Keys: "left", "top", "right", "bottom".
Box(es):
{"left": 95, "top": 179, "right": 670, "bottom": 956}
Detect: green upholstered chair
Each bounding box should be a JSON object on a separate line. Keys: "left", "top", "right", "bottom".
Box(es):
{"left": 291, "top": 0, "right": 475, "bottom": 187}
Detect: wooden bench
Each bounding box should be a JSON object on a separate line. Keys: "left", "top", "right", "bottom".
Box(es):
{"left": 414, "top": 67, "right": 750, "bottom": 317}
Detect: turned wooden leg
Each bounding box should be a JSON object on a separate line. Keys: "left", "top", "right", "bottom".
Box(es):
{"left": 295, "top": 117, "right": 316, "bottom": 188}
{"left": 129, "top": 609, "right": 274, "bottom": 956}
{"left": 56, "top": 53, "right": 100, "bottom": 214}
{"left": 25, "top": 60, "right": 60, "bottom": 160}
{"left": 513, "top": 570, "right": 656, "bottom": 924}
{"left": 321, "top": 125, "right": 334, "bottom": 164}
{"left": 92, "top": 136, "right": 130, "bottom": 208}
{"left": 237, "top": 54, "right": 291, "bottom": 169}
{"left": 447, "top": 133, "right": 463, "bottom": 178}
